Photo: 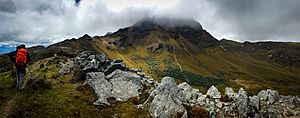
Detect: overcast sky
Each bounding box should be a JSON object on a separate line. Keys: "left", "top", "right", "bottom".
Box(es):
{"left": 0, "top": 0, "right": 299, "bottom": 46}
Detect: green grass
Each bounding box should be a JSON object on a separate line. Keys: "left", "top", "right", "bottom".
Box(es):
{"left": 158, "top": 65, "right": 227, "bottom": 89}
{"left": 141, "top": 55, "right": 228, "bottom": 90}
{"left": 0, "top": 56, "right": 151, "bottom": 117}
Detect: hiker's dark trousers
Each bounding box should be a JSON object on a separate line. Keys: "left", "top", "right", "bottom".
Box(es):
{"left": 16, "top": 67, "right": 26, "bottom": 90}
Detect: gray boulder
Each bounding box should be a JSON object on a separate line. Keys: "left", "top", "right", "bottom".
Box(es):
{"left": 107, "top": 69, "right": 143, "bottom": 101}
{"left": 196, "top": 94, "right": 207, "bottom": 106}
{"left": 267, "top": 89, "right": 279, "bottom": 104}
{"left": 249, "top": 95, "right": 260, "bottom": 114}
{"left": 257, "top": 90, "right": 268, "bottom": 101}
{"left": 59, "top": 62, "right": 70, "bottom": 74}
{"left": 207, "top": 85, "right": 221, "bottom": 99}
{"left": 86, "top": 72, "right": 112, "bottom": 105}
{"left": 249, "top": 95, "right": 259, "bottom": 110}
{"left": 87, "top": 54, "right": 96, "bottom": 60}
{"left": 237, "top": 88, "right": 248, "bottom": 117}
{"left": 78, "top": 51, "right": 91, "bottom": 58}
{"left": 86, "top": 69, "right": 147, "bottom": 106}
{"left": 96, "top": 54, "right": 109, "bottom": 64}
{"left": 178, "top": 82, "right": 201, "bottom": 105}
{"left": 257, "top": 89, "right": 279, "bottom": 104}
{"left": 83, "top": 59, "right": 100, "bottom": 71}
{"left": 146, "top": 43, "right": 160, "bottom": 52}
{"left": 141, "top": 77, "right": 156, "bottom": 87}
{"left": 149, "top": 77, "right": 187, "bottom": 118}
{"left": 225, "top": 87, "right": 237, "bottom": 100}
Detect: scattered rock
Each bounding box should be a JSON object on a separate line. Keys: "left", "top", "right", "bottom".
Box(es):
{"left": 146, "top": 43, "right": 171, "bottom": 52}
{"left": 59, "top": 62, "right": 70, "bottom": 74}
{"left": 149, "top": 77, "right": 187, "bottom": 118}
{"left": 249, "top": 95, "right": 260, "bottom": 111}
{"left": 73, "top": 51, "right": 300, "bottom": 118}
{"left": 95, "top": 54, "right": 108, "bottom": 64}
{"left": 87, "top": 54, "right": 96, "bottom": 60}
{"left": 258, "top": 89, "right": 279, "bottom": 104}
{"left": 249, "top": 95, "right": 260, "bottom": 117}
{"left": 83, "top": 59, "right": 99, "bottom": 71}
{"left": 225, "top": 87, "right": 237, "bottom": 100}
{"left": 258, "top": 90, "right": 268, "bottom": 101}
{"left": 146, "top": 43, "right": 160, "bottom": 52}
{"left": 86, "top": 72, "right": 112, "bottom": 105}
{"left": 237, "top": 88, "right": 248, "bottom": 117}
{"left": 286, "top": 107, "right": 296, "bottom": 116}
{"left": 267, "top": 89, "right": 279, "bottom": 104}
{"left": 130, "top": 68, "right": 141, "bottom": 73}
{"left": 103, "top": 62, "right": 126, "bottom": 75}
{"left": 78, "top": 51, "right": 91, "bottom": 59}
{"left": 178, "top": 82, "right": 201, "bottom": 105}
{"left": 215, "top": 100, "right": 223, "bottom": 108}
{"left": 206, "top": 85, "right": 221, "bottom": 99}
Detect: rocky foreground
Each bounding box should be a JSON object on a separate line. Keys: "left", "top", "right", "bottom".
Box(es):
{"left": 60, "top": 51, "right": 300, "bottom": 118}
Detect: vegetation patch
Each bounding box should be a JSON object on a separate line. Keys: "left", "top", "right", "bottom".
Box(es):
{"left": 159, "top": 65, "right": 227, "bottom": 89}
{"left": 141, "top": 56, "right": 227, "bottom": 89}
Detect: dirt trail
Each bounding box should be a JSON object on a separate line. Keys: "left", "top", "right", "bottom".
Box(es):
{"left": 172, "top": 47, "right": 183, "bottom": 73}
{"left": 0, "top": 72, "right": 31, "bottom": 118}
{"left": 171, "top": 43, "right": 191, "bottom": 83}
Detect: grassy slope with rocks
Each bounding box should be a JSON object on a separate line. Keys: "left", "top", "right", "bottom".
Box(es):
{"left": 93, "top": 35, "right": 300, "bottom": 95}
{"left": 88, "top": 18, "right": 300, "bottom": 96}
{"left": 0, "top": 56, "right": 150, "bottom": 117}
{"left": 0, "top": 18, "right": 299, "bottom": 117}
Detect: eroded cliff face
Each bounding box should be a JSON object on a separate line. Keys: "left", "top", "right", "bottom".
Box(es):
{"left": 71, "top": 51, "right": 300, "bottom": 118}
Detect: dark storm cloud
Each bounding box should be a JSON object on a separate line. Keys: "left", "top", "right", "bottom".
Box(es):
{"left": 207, "top": 0, "right": 300, "bottom": 41}
{"left": 0, "top": 0, "right": 154, "bottom": 46}
{"left": 0, "top": 0, "right": 16, "bottom": 13}
{"left": 74, "top": 0, "right": 81, "bottom": 7}
{"left": 0, "top": 0, "right": 299, "bottom": 47}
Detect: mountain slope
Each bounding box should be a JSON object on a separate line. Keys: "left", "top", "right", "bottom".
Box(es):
{"left": 88, "top": 18, "right": 300, "bottom": 95}
{"left": 0, "top": 18, "right": 300, "bottom": 117}
{"left": 1, "top": 18, "right": 300, "bottom": 95}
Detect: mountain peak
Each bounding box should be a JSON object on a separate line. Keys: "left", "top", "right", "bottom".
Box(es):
{"left": 134, "top": 17, "right": 202, "bottom": 30}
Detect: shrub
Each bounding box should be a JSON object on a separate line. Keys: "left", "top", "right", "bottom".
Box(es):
{"left": 186, "top": 106, "right": 209, "bottom": 118}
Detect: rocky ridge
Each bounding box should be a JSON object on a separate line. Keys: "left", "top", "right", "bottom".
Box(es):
{"left": 62, "top": 51, "right": 300, "bottom": 118}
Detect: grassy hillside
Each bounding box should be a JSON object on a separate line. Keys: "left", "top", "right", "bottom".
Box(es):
{"left": 0, "top": 56, "right": 150, "bottom": 117}
{"left": 1, "top": 19, "right": 299, "bottom": 117}
{"left": 90, "top": 30, "right": 300, "bottom": 96}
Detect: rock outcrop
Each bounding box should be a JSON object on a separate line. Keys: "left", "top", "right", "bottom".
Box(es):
{"left": 143, "top": 77, "right": 300, "bottom": 118}
{"left": 75, "top": 51, "right": 156, "bottom": 106}
{"left": 85, "top": 69, "right": 154, "bottom": 106}
{"left": 206, "top": 85, "right": 221, "bottom": 99}
{"left": 74, "top": 51, "right": 300, "bottom": 118}
{"left": 148, "top": 77, "right": 188, "bottom": 118}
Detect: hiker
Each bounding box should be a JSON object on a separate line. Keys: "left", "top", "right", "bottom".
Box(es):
{"left": 9, "top": 44, "right": 31, "bottom": 91}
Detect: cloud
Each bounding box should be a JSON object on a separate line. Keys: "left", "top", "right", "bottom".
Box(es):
{"left": 75, "top": 0, "right": 81, "bottom": 7}
{"left": 0, "top": 0, "right": 16, "bottom": 13}
{"left": 0, "top": 0, "right": 156, "bottom": 46}
{"left": 0, "top": 0, "right": 299, "bottom": 47}
{"left": 206, "top": 0, "right": 300, "bottom": 41}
